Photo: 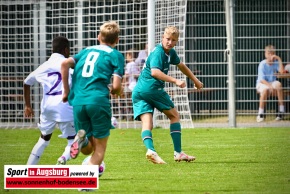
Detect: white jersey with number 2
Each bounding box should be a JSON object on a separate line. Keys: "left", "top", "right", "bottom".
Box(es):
{"left": 24, "top": 53, "right": 73, "bottom": 122}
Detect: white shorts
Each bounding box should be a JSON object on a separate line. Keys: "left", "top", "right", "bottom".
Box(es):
{"left": 37, "top": 117, "right": 76, "bottom": 138}
{"left": 256, "top": 81, "right": 281, "bottom": 96}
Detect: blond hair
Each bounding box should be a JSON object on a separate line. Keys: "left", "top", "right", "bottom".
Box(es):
{"left": 265, "top": 44, "right": 276, "bottom": 54}
{"left": 164, "top": 26, "right": 179, "bottom": 38}
{"left": 99, "top": 21, "right": 120, "bottom": 44}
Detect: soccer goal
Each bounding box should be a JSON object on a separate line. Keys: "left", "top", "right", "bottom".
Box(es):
{"left": 0, "top": 0, "right": 193, "bottom": 129}
{"left": 151, "top": 1, "right": 193, "bottom": 128}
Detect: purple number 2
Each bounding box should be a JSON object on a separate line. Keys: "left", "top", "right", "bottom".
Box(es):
{"left": 45, "top": 72, "right": 62, "bottom": 95}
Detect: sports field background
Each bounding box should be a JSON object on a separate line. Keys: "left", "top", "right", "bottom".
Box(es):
{"left": 1, "top": 0, "right": 289, "bottom": 129}
{"left": 1, "top": 127, "right": 289, "bottom": 194}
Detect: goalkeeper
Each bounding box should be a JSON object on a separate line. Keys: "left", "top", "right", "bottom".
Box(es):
{"left": 132, "top": 26, "right": 203, "bottom": 164}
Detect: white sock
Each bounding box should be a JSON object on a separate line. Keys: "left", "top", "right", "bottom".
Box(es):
{"left": 279, "top": 105, "right": 285, "bottom": 113}
{"left": 83, "top": 156, "right": 92, "bottom": 165}
{"left": 258, "top": 108, "right": 264, "bottom": 115}
{"left": 27, "top": 137, "right": 50, "bottom": 165}
{"left": 61, "top": 139, "right": 74, "bottom": 161}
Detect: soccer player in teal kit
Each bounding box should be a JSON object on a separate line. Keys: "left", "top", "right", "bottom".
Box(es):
{"left": 132, "top": 26, "right": 203, "bottom": 164}
{"left": 61, "top": 21, "right": 124, "bottom": 171}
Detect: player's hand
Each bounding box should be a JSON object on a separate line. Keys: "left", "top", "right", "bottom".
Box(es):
{"left": 118, "top": 86, "right": 124, "bottom": 96}
{"left": 195, "top": 81, "right": 203, "bottom": 90}
{"left": 62, "top": 96, "right": 68, "bottom": 102}
{"left": 113, "top": 86, "right": 124, "bottom": 96}
{"left": 62, "top": 93, "right": 69, "bottom": 103}
{"left": 175, "top": 79, "right": 186, "bottom": 88}
{"left": 110, "top": 85, "right": 124, "bottom": 97}
{"left": 24, "top": 106, "right": 34, "bottom": 118}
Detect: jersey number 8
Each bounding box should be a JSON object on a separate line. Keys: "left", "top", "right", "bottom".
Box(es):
{"left": 82, "top": 52, "right": 100, "bottom": 77}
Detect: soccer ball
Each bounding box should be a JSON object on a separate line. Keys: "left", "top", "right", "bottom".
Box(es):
{"left": 82, "top": 156, "right": 105, "bottom": 177}
{"left": 111, "top": 117, "right": 118, "bottom": 128}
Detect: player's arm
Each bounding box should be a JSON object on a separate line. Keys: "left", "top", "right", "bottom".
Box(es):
{"left": 61, "top": 57, "right": 75, "bottom": 102}
{"left": 110, "top": 52, "right": 125, "bottom": 96}
{"left": 23, "top": 70, "right": 38, "bottom": 118}
{"left": 151, "top": 68, "right": 186, "bottom": 88}
{"left": 110, "top": 75, "right": 123, "bottom": 96}
{"left": 177, "top": 62, "right": 203, "bottom": 89}
{"left": 23, "top": 83, "right": 34, "bottom": 118}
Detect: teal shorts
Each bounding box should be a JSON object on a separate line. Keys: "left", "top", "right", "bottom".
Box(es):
{"left": 132, "top": 89, "right": 174, "bottom": 121}
{"left": 73, "top": 104, "right": 111, "bottom": 138}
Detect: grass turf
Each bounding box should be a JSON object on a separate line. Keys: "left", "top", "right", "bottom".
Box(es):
{"left": 0, "top": 127, "right": 289, "bottom": 194}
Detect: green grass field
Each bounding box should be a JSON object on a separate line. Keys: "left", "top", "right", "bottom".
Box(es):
{"left": 1, "top": 127, "right": 290, "bottom": 194}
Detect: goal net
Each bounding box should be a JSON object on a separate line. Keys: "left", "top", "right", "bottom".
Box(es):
{"left": 0, "top": 0, "right": 192, "bottom": 129}
{"left": 153, "top": 1, "right": 193, "bottom": 129}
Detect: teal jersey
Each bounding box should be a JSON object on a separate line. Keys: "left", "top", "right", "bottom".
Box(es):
{"left": 69, "top": 45, "right": 124, "bottom": 106}
{"left": 134, "top": 43, "right": 180, "bottom": 92}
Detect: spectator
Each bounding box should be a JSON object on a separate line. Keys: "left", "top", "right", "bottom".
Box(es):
{"left": 123, "top": 49, "right": 140, "bottom": 92}
{"left": 135, "top": 43, "right": 148, "bottom": 69}
{"left": 256, "top": 44, "right": 285, "bottom": 122}
{"left": 121, "top": 49, "right": 140, "bottom": 120}
{"left": 284, "top": 64, "right": 290, "bottom": 90}
{"left": 284, "top": 64, "right": 290, "bottom": 113}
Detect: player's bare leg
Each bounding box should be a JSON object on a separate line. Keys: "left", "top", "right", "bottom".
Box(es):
{"left": 87, "top": 137, "right": 109, "bottom": 166}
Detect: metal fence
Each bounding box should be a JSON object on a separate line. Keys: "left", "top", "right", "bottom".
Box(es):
{"left": 186, "top": 0, "right": 290, "bottom": 127}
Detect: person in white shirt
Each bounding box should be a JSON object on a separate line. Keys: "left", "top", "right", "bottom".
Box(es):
{"left": 135, "top": 43, "right": 148, "bottom": 69}
{"left": 24, "top": 36, "right": 76, "bottom": 165}
{"left": 121, "top": 49, "right": 140, "bottom": 120}
{"left": 124, "top": 49, "right": 140, "bottom": 92}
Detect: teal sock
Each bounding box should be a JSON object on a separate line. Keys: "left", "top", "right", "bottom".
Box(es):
{"left": 141, "top": 130, "right": 155, "bottom": 152}
{"left": 170, "top": 122, "right": 181, "bottom": 153}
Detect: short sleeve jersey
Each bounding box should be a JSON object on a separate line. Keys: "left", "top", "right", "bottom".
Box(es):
{"left": 256, "top": 59, "right": 280, "bottom": 85}
{"left": 125, "top": 61, "right": 140, "bottom": 84}
{"left": 69, "top": 45, "right": 124, "bottom": 106}
{"left": 24, "top": 53, "right": 73, "bottom": 122}
{"left": 134, "top": 43, "right": 180, "bottom": 92}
